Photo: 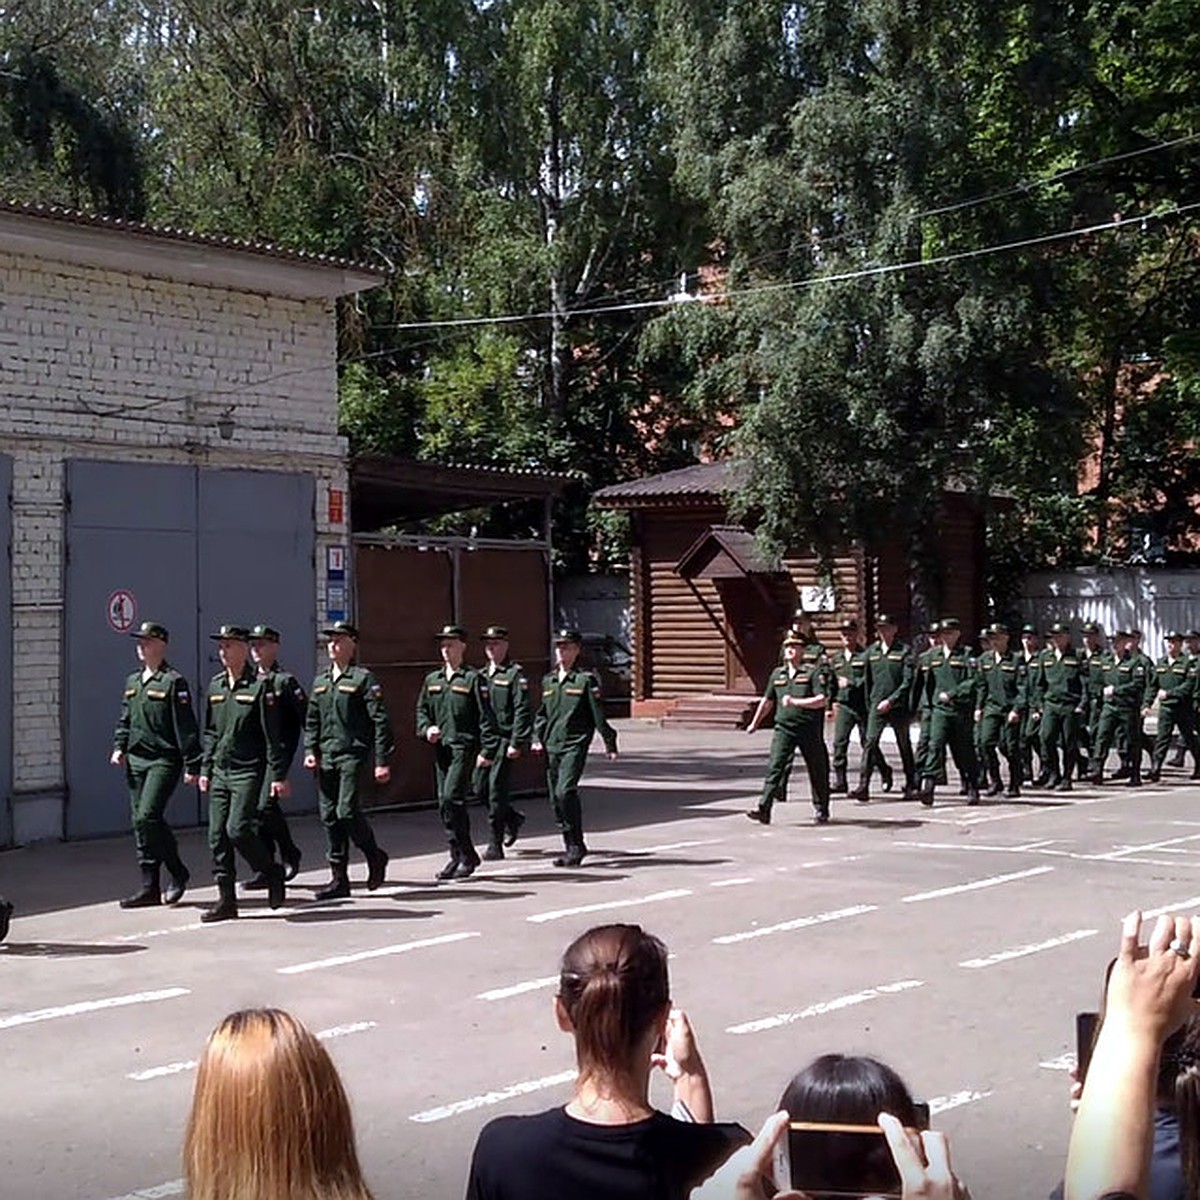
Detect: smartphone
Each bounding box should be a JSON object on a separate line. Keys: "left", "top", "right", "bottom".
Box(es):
{"left": 1076, "top": 1011, "right": 1100, "bottom": 1085}
{"left": 783, "top": 1122, "right": 902, "bottom": 1198}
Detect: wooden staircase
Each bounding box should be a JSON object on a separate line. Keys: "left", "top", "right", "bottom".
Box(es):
{"left": 662, "top": 693, "right": 757, "bottom": 730}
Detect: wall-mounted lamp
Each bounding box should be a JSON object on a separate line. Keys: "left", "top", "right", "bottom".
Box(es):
{"left": 217, "top": 408, "right": 236, "bottom": 440}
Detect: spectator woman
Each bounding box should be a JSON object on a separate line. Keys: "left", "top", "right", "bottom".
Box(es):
{"left": 466, "top": 923, "right": 749, "bottom": 1200}
{"left": 184, "top": 1007, "right": 375, "bottom": 1200}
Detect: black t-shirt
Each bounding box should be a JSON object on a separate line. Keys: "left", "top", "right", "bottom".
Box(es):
{"left": 465, "top": 1106, "right": 751, "bottom": 1200}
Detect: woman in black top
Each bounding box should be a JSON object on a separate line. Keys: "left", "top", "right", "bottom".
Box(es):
{"left": 465, "top": 923, "right": 749, "bottom": 1200}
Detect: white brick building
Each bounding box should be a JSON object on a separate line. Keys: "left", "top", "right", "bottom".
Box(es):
{"left": 0, "top": 203, "right": 382, "bottom": 844}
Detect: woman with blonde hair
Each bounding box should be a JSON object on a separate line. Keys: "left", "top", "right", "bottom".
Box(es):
{"left": 184, "top": 1007, "right": 375, "bottom": 1200}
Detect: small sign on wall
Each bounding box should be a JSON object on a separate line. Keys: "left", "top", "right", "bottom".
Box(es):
{"left": 799, "top": 585, "right": 836, "bottom": 613}
{"left": 328, "top": 488, "right": 345, "bottom": 526}
{"left": 326, "top": 545, "right": 347, "bottom": 623}
{"left": 107, "top": 589, "right": 137, "bottom": 633}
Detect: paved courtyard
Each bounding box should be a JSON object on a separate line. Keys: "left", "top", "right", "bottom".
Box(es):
{"left": 3, "top": 719, "right": 1199, "bottom": 1199}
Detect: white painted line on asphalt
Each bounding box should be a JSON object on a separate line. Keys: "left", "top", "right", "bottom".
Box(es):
{"left": 112, "top": 923, "right": 204, "bottom": 942}
{"left": 901, "top": 866, "right": 1053, "bottom": 904}
{"left": 710, "top": 877, "right": 755, "bottom": 888}
{"left": 409, "top": 1068, "right": 577, "bottom": 1123}
{"left": 526, "top": 889, "right": 693, "bottom": 924}
{"left": 1144, "top": 895, "right": 1200, "bottom": 918}
{"left": 959, "top": 929, "right": 1098, "bottom": 969}
{"left": 477, "top": 975, "right": 559, "bottom": 1001}
{"left": 1039, "top": 1052, "right": 1076, "bottom": 1071}
{"left": 316, "top": 1020, "right": 379, "bottom": 1040}
{"left": 898, "top": 840, "right": 1192, "bottom": 868}
{"left": 713, "top": 904, "right": 878, "bottom": 946}
{"left": 0, "top": 987, "right": 190, "bottom": 1032}
{"left": 101, "top": 1180, "right": 184, "bottom": 1200}
{"left": 727, "top": 980, "right": 924, "bottom": 1034}
{"left": 955, "top": 793, "right": 1130, "bottom": 825}
{"left": 1101, "top": 833, "right": 1200, "bottom": 860}
{"left": 929, "top": 1089, "right": 992, "bottom": 1114}
{"left": 636, "top": 838, "right": 722, "bottom": 853}
{"left": 277, "top": 930, "right": 480, "bottom": 975}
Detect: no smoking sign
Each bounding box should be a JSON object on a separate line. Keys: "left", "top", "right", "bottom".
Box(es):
{"left": 107, "top": 589, "right": 137, "bottom": 633}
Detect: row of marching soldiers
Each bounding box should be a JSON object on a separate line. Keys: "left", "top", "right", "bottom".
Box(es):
{"left": 757, "top": 613, "right": 1199, "bottom": 819}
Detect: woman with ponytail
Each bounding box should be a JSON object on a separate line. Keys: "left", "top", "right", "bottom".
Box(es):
{"left": 465, "top": 924, "right": 749, "bottom": 1200}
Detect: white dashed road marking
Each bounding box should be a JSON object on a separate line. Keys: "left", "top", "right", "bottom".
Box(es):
{"left": 526, "top": 889, "right": 692, "bottom": 924}
{"left": 958, "top": 929, "right": 1098, "bottom": 969}
{"left": 277, "top": 930, "right": 480, "bottom": 975}
{"left": 101, "top": 1180, "right": 184, "bottom": 1200}
{"left": 409, "top": 1069, "right": 578, "bottom": 1123}
{"left": 713, "top": 903, "right": 878, "bottom": 946}
{"left": 901, "top": 866, "right": 1053, "bottom": 903}
{"left": 0, "top": 987, "right": 190, "bottom": 1032}
{"left": 726, "top": 980, "right": 924, "bottom": 1035}
{"left": 476, "top": 975, "right": 559, "bottom": 1002}
{"left": 929, "top": 1089, "right": 992, "bottom": 1114}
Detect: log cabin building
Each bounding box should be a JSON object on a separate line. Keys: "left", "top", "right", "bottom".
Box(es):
{"left": 594, "top": 461, "right": 988, "bottom": 727}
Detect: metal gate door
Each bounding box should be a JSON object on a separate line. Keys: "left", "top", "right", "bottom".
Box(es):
{"left": 65, "top": 461, "right": 200, "bottom": 839}
{"left": 0, "top": 454, "right": 12, "bottom": 847}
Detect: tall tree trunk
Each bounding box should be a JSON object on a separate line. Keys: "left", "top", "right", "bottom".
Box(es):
{"left": 544, "top": 63, "right": 569, "bottom": 426}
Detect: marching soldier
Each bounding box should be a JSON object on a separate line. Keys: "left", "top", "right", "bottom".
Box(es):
{"left": 917, "top": 618, "right": 980, "bottom": 807}
{"left": 1030, "top": 622, "right": 1087, "bottom": 791}
{"left": 851, "top": 613, "right": 916, "bottom": 802}
{"left": 975, "top": 622, "right": 1024, "bottom": 797}
{"left": 199, "top": 625, "right": 289, "bottom": 922}
{"left": 531, "top": 628, "right": 619, "bottom": 866}
{"left": 830, "top": 619, "right": 886, "bottom": 794}
{"left": 1018, "top": 624, "right": 1044, "bottom": 784}
{"left": 1079, "top": 621, "right": 1107, "bottom": 779}
{"left": 243, "top": 624, "right": 307, "bottom": 890}
{"left": 418, "top": 624, "right": 501, "bottom": 880}
{"left": 747, "top": 630, "right": 831, "bottom": 824}
{"left": 1147, "top": 631, "right": 1200, "bottom": 781}
{"left": 110, "top": 620, "right": 201, "bottom": 909}
{"left": 474, "top": 625, "right": 533, "bottom": 860}
{"left": 778, "top": 611, "right": 831, "bottom": 801}
{"left": 1089, "top": 629, "right": 1152, "bottom": 787}
{"left": 913, "top": 619, "right": 944, "bottom": 791}
{"left": 1169, "top": 629, "right": 1200, "bottom": 767}
{"left": 303, "top": 621, "right": 393, "bottom": 900}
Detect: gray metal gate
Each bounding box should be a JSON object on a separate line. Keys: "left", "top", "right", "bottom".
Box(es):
{"left": 65, "top": 462, "right": 315, "bottom": 840}
{"left": 0, "top": 454, "right": 12, "bottom": 848}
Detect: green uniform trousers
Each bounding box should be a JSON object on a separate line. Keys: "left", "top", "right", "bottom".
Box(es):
{"left": 862, "top": 709, "right": 916, "bottom": 790}
{"left": 759, "top": 723, "right": 830, "bottom": 815}
{"left": 915, "top": 711, "right": 947, "bottom": 785}
{"left": 922, "top": 709, "right": 978, "bottom": 787}
{"left": 1154, "top": 702, "right": 1199, "bottom": 770}
{"left": 433, "top": 742, "right": 479, "bottom": 849}
{"left": 546, "top": 744, "right": 591, "bottom": 845}
{"left": 126, "top": 758, "right": 186, "bottom": 875}
{"left": 977, "top": 710, "right": 1019, "bottom": 788}
{"left": 1039, "top": 703, "right": 1082, "bottom": 782}
{"left": 1092, "top": 707, "right": 1142, "bottom": 778}
{"left": 316, "top": 757, "right": 381, "bottom": 866}
{"left": 833, "top": 703, "right": 884, "bottom": 776}
{"left": 255, "top": 774, "right": 300, "bottom": 862}
{"left": 1021, "top": 710, "right": 1043, "bottom": 779}
{"left": 208, "top": 769, "right": 274, "bottom": 884}
{"left": 474, "top": 753, "right": 518, "bottom": 836}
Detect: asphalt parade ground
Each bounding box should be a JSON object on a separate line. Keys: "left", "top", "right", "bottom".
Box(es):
{"left": 3, "top": 720, "right": 1200, "bottom": 1200}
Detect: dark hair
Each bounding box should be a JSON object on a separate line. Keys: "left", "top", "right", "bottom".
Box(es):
{"left": 1163, "top": 1016, "right": 1200, "bottom": 1200}
{"left": 778, "top": 1055, "right": 921, "bottom": 1198}
{"left": 558, "top": 924, "right": 670, "bottom": 1085}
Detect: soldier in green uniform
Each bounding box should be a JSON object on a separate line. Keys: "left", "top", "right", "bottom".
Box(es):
{"left": 303, "top": 621, "right": 393, "bottom": 900}
{"left": 1147, "top": 631, "right": 1200, "bottom": 781}
{"left": 975, "top": 622, "right": 1024, "bottom": 797}
{"left": 1088, "top": 629, "right": 1152, "bottom": 787}
{"left": 851, "top": 613, "right": 916, "bottom": 802}
{"left": 531, "top": 628, "right": 619, "bottom": 866}
{"left": 198, "top": 625, "right": 289, "bottom": 922}
{"left": 1079, "top": 621, "right": 1107, "bottom": 780}
{"left": 242, "top": 624, "right": 307, "bottom": 890}
{"left": 110, "top": 620, "right": 202, "bottom": 909}
{"left": 474, "top": 625, "right": 533, "bottom": 861}
{"left": 917, "top": 618, "right": 980, "bottom": 807}
{"left": 1169, "top": 629, "right": 1200, "bottom": 768}
{"left": 830, "top": 619, "right": 885, "bottom": 794}
{"left": 418, "top": 624, "right": 501, "bottom": 881}
{"left": 1029, "top": 622, "right": 1087, "bottom": 791}
{"left": 1018, "top": 624, "right": 1044, "bottom": 784}
{"left": 913, "top": 619, "right": 945, "bottom": 790}
{"left": 746, "top": 630, "right": 832, "bottom": 824}
{"left": 971, "top": 627, "right": 992, "bottom": 770}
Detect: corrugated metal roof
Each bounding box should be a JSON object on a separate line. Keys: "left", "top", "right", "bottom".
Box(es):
{"left": 593, "top": 460, "right": 745, "bottom": 505}
{"left": 0, "top": 199, "right": 386, "bottom": 276}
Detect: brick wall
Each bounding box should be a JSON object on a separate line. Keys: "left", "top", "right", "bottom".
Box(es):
{"left": 0, "top": 249, "right": 351, "bottom": 836}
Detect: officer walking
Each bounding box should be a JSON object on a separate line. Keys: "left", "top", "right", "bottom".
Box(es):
{"left": 1030, "top": 622, "right": 1087, "bottom": 791}
{"left": 242, "top": 624, "right": 307, "bottom": 890}
{"left": 1089, "top": 629, "right": 1152, "bottom": 787}
{"left": 830, "top": 619, "right": 888, "bottom": 795}
{"left": 110, "top": 620, "right": 201, "bottom": 909}
{"left": 1079, "top": 621, "right": 1108, "bottom": 780}
{"left": 303, "top": 621, "right": 393, "bottom": 900}
{"left": 1147, "top": 631, "right": 1200, "bottom": 781}
{"left": 917, "top": 618, "right": 980, "bottom": 807}
{"left": 531, "top": 628, "right": 619, "bottom": 866}
{"left": 418, "top": 625, "right": 501, "bottom": 880}
{"left": 474, "top": 625, "right": 533, "bottom": 860}
{"left": 199, "top": 625, "right": 289, "bottom": 922}
{"left": 975, "top": 622, "right": 1024, "bottom": 797}
{"left": 747, "top": 629, "right": 831, "bottom": 824}
{"left": 1168, "top": 629, "right": 1200, "bottom": 768}
{"left": 851, "top": 613, "right": 916, "bottom": 802}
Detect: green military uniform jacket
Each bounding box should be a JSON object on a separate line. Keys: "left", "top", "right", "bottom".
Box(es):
{"left": 261, "top": 665, "right": 308, "bottom": 768}
{"left": 976, "top": 650, "right": 1024, "bottom": 713}
{"left": 305, "top": 664, "right": 395, "bottom": 764}
{"left": 762, "top": 662, "right": 827, "bottom": 731}
{"left": 482, "top": 659, "right": 533, "bottom": 752}
{"left": 921, "top": 645, "right": 976, "bottom": 713}
{"left": 417, "top": 664, "right": 502, "bottom": 758}
{"left": 865, "top": 638, "right": 913, "bottom": 712}
{"left": 534, "top": 667, "right": 619, "bottom": 754}
{"left": 831, "top": 646, "right": 869, "bottom": 711}
{"left": 1031, "top": 645, "right": 1086, "bottom": 711}
{"left": 202, "top": 665, "right": 287, "bottom": 781}
{"left": 1153, "top": 653, "right": 1195, "bottom": 708}
{"left": 113, "top": 663, "right": 202, "bottom": 772}
{"left": 1082, "top": 647, "right": 1108, "bottom": 708}
{"left": 1099, "top": 651, "right": 1151, "bottom": 710}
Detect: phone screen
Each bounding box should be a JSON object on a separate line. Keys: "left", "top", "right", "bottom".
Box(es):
{"left": 787, "top": 1124, "right": 901, "bottom": 1198}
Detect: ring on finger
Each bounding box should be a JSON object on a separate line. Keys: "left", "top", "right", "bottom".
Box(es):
{"left": 1169, "top": 938, "right": 1191, "bottom": 959}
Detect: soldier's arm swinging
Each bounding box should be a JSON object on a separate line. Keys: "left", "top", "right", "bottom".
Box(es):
{"left": 365, "top": 673, "right": 395, "bottom": 782}
{"left": 172, "top": 676, "right": 203, "bottom": 781}
{"left": 746, "top": 693, "right": 774, "bottom": 734}
{"left": 586, "top": 675, "right": 618, "bottom": 758}
{"left": 260, "top": 681, "right": 290, "bottom": 798}
{"left": 475, "top": 675, "right": 502, "bottom": 764}
{"left": 111, "top": 681, "right": 132, "bottom": 765}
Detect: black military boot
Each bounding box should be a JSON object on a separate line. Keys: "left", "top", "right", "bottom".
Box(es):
{"left": 281, "top": 844, "right": 303, "bottom": 881}
{"left": 119, "top": 866, "right": 162, "bottom": 909}
{"left": 1170, "top": 746, "right": 1187, "bottom": 768}
{"left": 266, "top": 863, "right": 286, "bottom": 910}
{"left": 554, "top": 838, "right": 586, "bottom": 868}
{"left": 986, "top": 766, "right": 1004, "bottom": 797}
{"left": 483, "top": 817, "right": 506, "bottom": 861}
{"left": 436, "top": 840, "right": 462, "bottom": 881}
{"left": 454, "top": 844, "right": 482, "bottom": 879}
{"left": 366, "top": 847, "right": 389, "bottom": 890}
{"left": 163, "top": 863, "right": 190, "bottom": 907}
{"left": 919, "top": 777, "right": 936, "bottom": 808}
{"left": 830, "top": 768, "right": 848, "bottom": 795}
{"left": 0, "top": 896, "right": 12, "bottom": 943}
{"left": 314, "top": 862, "right": 351, "bottom": 900}
{"left": 503, "top": 809, "right": 526, "bottom": 847}
{"left": 1005, "top": 772, "right": 1021, "bottom": 798}
{"left": 201, "top": 879, "right": 238, "bottom": 923}
{"left": 242, "top": 870, "right": 272, "bottom": 892}
{"left": 880, "top": 763, "right": 895, "bottom": 793}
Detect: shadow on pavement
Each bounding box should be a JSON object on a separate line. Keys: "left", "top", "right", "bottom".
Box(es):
{"left": 0, "top": 940, "right": 146, "bottom": 957}
{"left": 283, "top": 908, "right": 437, "bottom": 924}
{"left": 386, "top": 888, "right": 536, "bottom": 903}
